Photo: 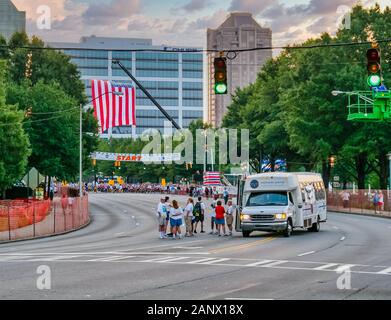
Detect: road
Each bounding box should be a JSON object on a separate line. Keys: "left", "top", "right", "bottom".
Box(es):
{"left": 0, "top": 193, "right": 390, "bottom": 300}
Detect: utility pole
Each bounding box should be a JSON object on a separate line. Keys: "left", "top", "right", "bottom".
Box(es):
{"left": 80, "top": 103, "right": 83, "bottom": 199}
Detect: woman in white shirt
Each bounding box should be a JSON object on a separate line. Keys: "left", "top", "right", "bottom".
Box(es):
{"left": 170, "top": 200, "right": 184, "bottom": 239}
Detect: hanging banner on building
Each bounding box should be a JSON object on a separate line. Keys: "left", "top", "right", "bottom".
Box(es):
{"left": 91, "top": 152, "right": 181, "bottom": 163}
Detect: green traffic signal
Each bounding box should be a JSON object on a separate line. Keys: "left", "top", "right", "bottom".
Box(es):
{"left": 214, "top": 57, "right": 227, "bottom": 95}
{"left": 368, "top": 74, "right": 382, "bottom": 87}
{"left": 215, "top": 83, "right": 227, "bottom": 94}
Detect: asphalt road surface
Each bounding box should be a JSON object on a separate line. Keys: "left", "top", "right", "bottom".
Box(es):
{"left": 0, "top": 193, "right": 391, "bottom": 300}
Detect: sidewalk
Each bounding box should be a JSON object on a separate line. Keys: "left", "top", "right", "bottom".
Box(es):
{"left": 328, "top": 206, "right": 391, "bottom": 219}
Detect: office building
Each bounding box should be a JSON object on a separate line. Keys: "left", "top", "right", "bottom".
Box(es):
{"left": 51, "top": 36, "right": 204, "bottom": 138}
{"left": 0, "top": 0, "right": 26, "bottom": 40}
{"left": 207, "top": 12, "right": 272, "bottom": 127}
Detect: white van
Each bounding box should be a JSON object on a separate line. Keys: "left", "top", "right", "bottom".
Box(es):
{"left": 235, "top": 172, "right": 327, "bottom": 237}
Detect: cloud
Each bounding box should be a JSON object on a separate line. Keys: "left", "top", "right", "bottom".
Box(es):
{"left": 229, "top": 0, "right": 277, "bottom": 15}
{"left": 83, "top": 0, "right": 142, "bottom": 25}
{"left": 181, "top": 0, "right": 211, "bottom": 13}
{"left": 188, "top": 9, "right": 228, "bottom": 30}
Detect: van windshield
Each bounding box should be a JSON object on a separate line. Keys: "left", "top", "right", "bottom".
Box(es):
{"left": 246, "top": 192, "right": 288, "bottom": 207}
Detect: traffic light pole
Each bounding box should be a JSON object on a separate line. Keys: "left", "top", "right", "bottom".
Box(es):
{"left": 112, "top": 60, "right": 181, "bottom": 130}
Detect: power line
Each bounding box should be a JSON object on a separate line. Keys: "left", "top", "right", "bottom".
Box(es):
{"left": 1, "top": 38, "right": 391, "bottom": 54}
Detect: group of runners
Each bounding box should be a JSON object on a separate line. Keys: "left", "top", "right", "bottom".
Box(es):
{"left": 156, "top": 195, "right": 235, "bottom": 239}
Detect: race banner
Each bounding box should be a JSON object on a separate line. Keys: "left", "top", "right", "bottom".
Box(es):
{"left": 92, "top": 152, "right": 181, "bottom": 163}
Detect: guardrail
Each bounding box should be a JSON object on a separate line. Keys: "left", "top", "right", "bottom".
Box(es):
{"left": 0, "top": 196, "right": 89, "bottom": 242}
{"left": 327, "top": 189, "right": 391, "bottom": 218}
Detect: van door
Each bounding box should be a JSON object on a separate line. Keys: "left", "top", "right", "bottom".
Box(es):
{"left": 235, "top": 178, "right": 245, "bottom": 232}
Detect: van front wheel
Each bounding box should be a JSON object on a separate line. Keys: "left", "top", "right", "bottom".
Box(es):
{"left": 284, "top": 220, "right": 293, "bottom": 238}
{"left": 242, "top": 231, "right": 251, "bottom": 238}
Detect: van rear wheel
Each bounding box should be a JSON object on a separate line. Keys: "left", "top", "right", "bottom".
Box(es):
{"left": 309, "top": 218, "right": 320, "bottom": 232}
{"left": 242, "top": 231, "right": 251, "bottom": 238}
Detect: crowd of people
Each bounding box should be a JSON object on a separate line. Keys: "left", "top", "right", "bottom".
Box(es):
{"left": 340, "top": 189, "right": 385, "bottom": 211}
{"left": 156, "top": 194, "right": 235, "bottom": 240}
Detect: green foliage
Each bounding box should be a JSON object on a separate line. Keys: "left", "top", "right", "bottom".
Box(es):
{"left": 222, "top": 4, "right": 391, "bottom": 188}
{"left": 0, "top": 60, "right": 30, "bottom": 195}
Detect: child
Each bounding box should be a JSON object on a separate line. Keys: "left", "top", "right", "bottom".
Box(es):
{"left": 156, "top": 198, "right": 167, "bottom": 239}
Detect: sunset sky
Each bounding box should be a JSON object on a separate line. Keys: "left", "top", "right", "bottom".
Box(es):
{"left": 12, "top": 0, "right": 391, "bottom": 47}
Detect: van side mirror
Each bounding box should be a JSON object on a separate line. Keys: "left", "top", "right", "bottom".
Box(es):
{"left": 298, "top": 204, "right": 303, "bottom": 209}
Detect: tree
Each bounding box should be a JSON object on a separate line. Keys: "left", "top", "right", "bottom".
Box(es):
{"left": 0, "top": 60, "right": 30, "bottom": 197}
{"left": 7, "top": 81, "right": 80, "bottom": 181}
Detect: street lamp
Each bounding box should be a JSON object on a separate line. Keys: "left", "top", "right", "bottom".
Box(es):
{"left": 79, "top": 91, "right": 123, "bottom": 199}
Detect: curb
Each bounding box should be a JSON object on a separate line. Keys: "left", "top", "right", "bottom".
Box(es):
{"left": 0, "top": 215, "right": 92, "bottom": 245}
{"left": 328, "top": 209, "right": 391, "bottom": 220}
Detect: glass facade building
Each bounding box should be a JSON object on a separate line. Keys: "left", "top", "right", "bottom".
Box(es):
{"left": 50, "top": 37, "right": 204, "bottom": 138}
{"left": 0, "top": 0, "right": 26, "bottom": 40}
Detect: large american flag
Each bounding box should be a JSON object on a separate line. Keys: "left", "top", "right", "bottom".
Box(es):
{"left": 91, "top": 80, "right": 136, "bottom": 133}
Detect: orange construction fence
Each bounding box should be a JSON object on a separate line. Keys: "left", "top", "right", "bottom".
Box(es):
{"left": 0, "top": 196, "right": 89, "bottom": 242}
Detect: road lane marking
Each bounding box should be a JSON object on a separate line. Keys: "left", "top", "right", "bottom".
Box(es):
{"left": 313, "top": 263, "right": 339, "bottom": 271}
{"left": 261, "top": 261, "right": 288, "bottom": 268}
{"left": 209, "top": 237, "right": 276, "bottom": 254}
{"left": 340, "top": 237, "right": 346, "bottom": 241}
{"left": 156, "top": 257, "right": 190, "bottom": 263}
{"left": 87, "top": 256, "right": 125, "bottom": 262}
{"left": 201, "top": 258, "right": 230, "bottom": 265}
{"left": 225, "top": 298, "right": 274, "bottom": 301}
{"left": 173, "top": 247, "right": 204, "bottom": 250}
{"left": 246, "top": 260, "right": 274, "bottom": 267}
{"left": 334, "top": 264, "right": 355, "bottom": 272}
{"left": 98, "top": 256, "right": 136, "bottom": 262}
{"left": 141, "top": 256, "right": 176, "bottom": 263}
{"left": 188, "top": 258, "right": 216, "bottom": 264}
{"left": 378, "top": 267, "right": 391, "bottom": 275}
{"left": 333, "top": 226, "right": 339, "bottom": 230}
{"left": 298, "top": 251, "right": 316, "bottom": 257}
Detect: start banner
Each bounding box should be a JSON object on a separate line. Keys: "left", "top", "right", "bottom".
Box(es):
{"left": 92, "top": 152, "right": 181, "bottom": 163}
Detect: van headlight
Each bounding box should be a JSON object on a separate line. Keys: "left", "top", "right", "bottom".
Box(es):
{"left": 275, "top": 213, "right": 287, "bottom": 220}
{"left": 240, "top": 214, "right": 251, "bottom": 221}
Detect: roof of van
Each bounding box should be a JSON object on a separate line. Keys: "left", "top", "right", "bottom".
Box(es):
{"left": 247, "top": 172, "right": 322, "bottom": 179}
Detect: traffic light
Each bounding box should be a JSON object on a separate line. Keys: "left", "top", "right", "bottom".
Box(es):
{"left": 329, "top": 156, "right": 336, "bottom": 168}
{"left": 92, "top": 159, "right": 97, "bottom": 167}
{"left": 367, "top": 46, "right": 382, "bottom": 87}
{"left": 114, "top": 161, "right": 121, "bottom": 169}
{"left": 214, "top": 57, "right": 228, "bottom": 94}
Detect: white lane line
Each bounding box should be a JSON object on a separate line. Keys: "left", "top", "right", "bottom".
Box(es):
{"left": 87, "top": 256, "right": 124, "bottom": 262}
{"left": 246, "top": 260, "right": 274, "bottom": 267}
{"left": 98, "top": 256, "right": 136, "bottom": 262}
{"left": 188, "top": 258, "right": 216, "bottom": 264}
{"left": 115, "top": 233, "right": 125, "bottom": 236}
{"left": 340, "top": 236, "right": 346, "bottom": 241}
{"left": 378, "top": 267, "right": 391, "bottom": 275}
{"left": 225, "top": 298, "right": 274, "bottom": 301}
{"left": 141, "top": 256, "right": 176, "bottom": 263}
{"left": 0, "top": 256, "right": 35, "bottom": 262}
{"left": 333, "top": 226, "right": 339, "bottom": 230}
{"left": 313, "top": 263, "right": 339, "bottom": 271}
{"left": 261, "top": 261, "right": 288, "bottom": 268}
{"left": 173, "top": 247, "right": 204, "bottom": 250}
{"left": 334, "top": 264, "right": 355, "bottom": 272}
{"left": 156, "top": 257, "right": 189, "bottom": 263}
{"left": 298, "top": 251, "right": 315, "bottom": 257}
{"left": 201, "top": 258, "right": 230, "bottom": 265}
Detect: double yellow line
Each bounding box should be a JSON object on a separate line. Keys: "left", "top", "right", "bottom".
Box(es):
{"left": 209, "top": 236, "right": 276, "bottom": 254}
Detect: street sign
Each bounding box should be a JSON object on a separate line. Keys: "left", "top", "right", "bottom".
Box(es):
{"left": 334, "top": 176, "right": 340, "bottom": 182}
{"left": 92, "top": 152, "right": 181, "bottom": 163}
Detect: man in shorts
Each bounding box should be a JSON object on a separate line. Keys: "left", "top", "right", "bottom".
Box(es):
{"left": 156, "top": 198, "right": 167, "bottom": 239}
{"left": 193, "top": 197, "right": 206, "bottom": 233}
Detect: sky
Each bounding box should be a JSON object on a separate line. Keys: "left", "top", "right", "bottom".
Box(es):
{"left": 11, "top": 0, "right": 391, "bottom": 48}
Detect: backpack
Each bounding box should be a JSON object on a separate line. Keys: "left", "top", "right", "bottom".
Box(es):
{"left": 193, "top": 202, "right": 202, "bottom": 217}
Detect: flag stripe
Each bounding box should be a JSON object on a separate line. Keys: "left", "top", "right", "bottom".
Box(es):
{"left": 97, "top": 81, "right": 105, "bottom": 133}
{"left": 132, "top": 87, "right": 136, "bottom": 126}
